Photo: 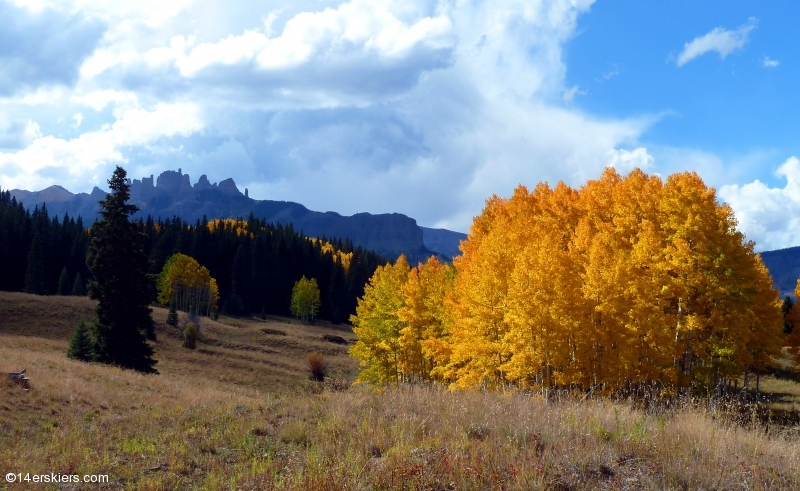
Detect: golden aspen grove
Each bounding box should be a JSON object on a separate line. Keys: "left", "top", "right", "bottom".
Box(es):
{"left": 157, "top": 253, "right": 220, "bottom": 317}
{"left": 350, "top": 168, "right": 785, "bottom": 393}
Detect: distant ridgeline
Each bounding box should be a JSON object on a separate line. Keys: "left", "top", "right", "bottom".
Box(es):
{"left": 759, "top": 246, "right": 800, "bottom": 299}
{"left": 8, "top": 169, "right": 467, "bottom": 263}
{"left": 0, "top": 189, "right": 386, "bottom": 322}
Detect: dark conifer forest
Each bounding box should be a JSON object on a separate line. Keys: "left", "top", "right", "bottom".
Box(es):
{"left": 0, "top": 188, "right": 386, "bottom": 323}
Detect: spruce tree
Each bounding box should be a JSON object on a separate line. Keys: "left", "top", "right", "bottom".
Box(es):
{"left": 166, "top": 300, "right": 179, "bottom": 326}
{"left": 72, "top": 272, "right": 86, "bottom": 296}
{"left": 783, "top": 296, "right": 795, "bottom": 334}
{"left": 57, "top": 266, "right": 71, "bottom": 295}
{"left": 250, "top": 235, "right": 269, "bottom": 314}
{"left": 328, "top": 261, "right": 347, "bottom": 324}
{"left": 86, "top": 166, "right": 157, "bottom": 373}
{"left": 230, "top": 244, "right": 251, "bottom": 314}
{"left": 67, "top": 318, "right": 94, "bottom": 362}
{"left": 24, "top": 233, "right": 46, "bottom": 294}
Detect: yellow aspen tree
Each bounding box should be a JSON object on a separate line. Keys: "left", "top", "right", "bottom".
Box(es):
{"left": 616, "top": 172, "right": 676, "bottom": 387}
{"left": 657, "top": 171, "right": 773, "bottom": 390}
{"left": 503, "top": 182, "right": 581, "bottom": 388}
{"left": 739, "top": 256, "right": 783, "bottom": 380}
{"left": 658, "top": 172, "right": 722, "bottom": 388}
{"left": 290, "top": 276, "right": 321, "bottom": 323}
{"left": 443, "top": 191, "right": 527, "bottom": 389}
{"left": 578, "top": 169, "right": 673, "bottom": 390}
{"left": 157, "top": 253, "right": 220, "bottom": 317}
{"left": 397, "top": 256, "right": 456, "bottom": 382}
{"left": 349, "top": 255, "right": 411, "bottom": 385}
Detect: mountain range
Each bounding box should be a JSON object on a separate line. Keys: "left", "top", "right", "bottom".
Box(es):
{"left": 8, "top": 169, "right": 466, "bottom": 263}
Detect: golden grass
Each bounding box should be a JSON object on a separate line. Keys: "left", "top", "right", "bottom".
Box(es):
{"left": 0, "top": 291, "right": 360, "bottom": 392}
{"left": 1, "top": 292, "right": 800, "bottom": 490}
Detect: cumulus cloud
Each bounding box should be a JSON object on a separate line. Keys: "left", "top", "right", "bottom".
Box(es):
{"left": 0, "top": 120, "right": 42, "bottom": 151}
{"left": 0, "top": 0, "right": 665, "bottom": 232}
{"left": 762, "top": 56, "right": 779, "bottom": 68}
{"left": 606, "top": 147, "right": 654, "bottom": 173}
{"left": 676, "top": 18, "right": 757, "bottom": 67}
{"left": 0, "top": 102, "right": 203, "bottom": 191}
{"left": 718, "top": 157, "right": 800, "bottom": 251}
{"left": 0, "top": 1, "right": 105, "bottom": 95}
{"left": 170, "top": 1, "right": 454, "bottom": 77}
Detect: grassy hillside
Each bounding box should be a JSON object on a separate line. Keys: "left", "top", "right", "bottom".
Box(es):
{"left": 2, "top": 292, "right": 800, "bottom": 490}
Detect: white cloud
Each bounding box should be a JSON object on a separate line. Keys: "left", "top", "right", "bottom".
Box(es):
{"left": 606, "top": 147, "right": 654, "bottom": 173}
{"left": 597, "top": 63, "right": 621, "bottom": 82}
{"left": 562, "top": 85, "right": 586, "bottom": 102}
{"left": 1, "top": 0, "right": 667, "bottom": 233}
{"left": 719, "top": 157, "right": 800, "bottom": 251}
{"left": 72, "top": 90, "right": 139, "bottom": 112}
{"left": 676, "top": 18, "right": 757, "bottom": 67}
{"left": 0, "top": 102, "right": 203, "bottom": 190}
{"left": 9, "top": 0, "right": 195, "bottom": 27}
{"left": 3, "top": 87, "right": 66, "bottom": 106}
{"left": 762, "top": 56, "right": 779, "bottom": 68}
{"left": 170, "top": 0, "right": 455, "bottom": 76}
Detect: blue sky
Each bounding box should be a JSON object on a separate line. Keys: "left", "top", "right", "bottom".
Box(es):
{"left": 566, "top": 1, "right": 798, "bottom": 185}
{"left": 1, "top": 0, "right": 799, "bottom": 250}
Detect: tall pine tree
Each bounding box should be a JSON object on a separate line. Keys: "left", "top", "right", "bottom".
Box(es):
{"left": 227, "top": 244, "right": 250, "bottom": 315}
{"left": 24, "top": 233, "right": 46, "bottom": 294}
{"left": 72, "top": 272, "right": 86, "bottom": 296}
{"left": 86, "top": 166, "right": 157, "bottom": 373}
{"left": 57, "top": 266, "right": 70, "bottom": 295}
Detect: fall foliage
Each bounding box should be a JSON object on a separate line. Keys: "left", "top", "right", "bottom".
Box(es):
{"left": 157, "top": 253, "right": 220, "bottom": 317}
{"left": 290, "top": 276, "right": 321, "bottom": 323}
{"left": 350, "top": 168, "right": 785, "bottom": 393}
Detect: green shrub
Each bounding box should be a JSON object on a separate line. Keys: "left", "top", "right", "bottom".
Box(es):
{"left": 183, "top": 322, "right": 198, "bottom": 349}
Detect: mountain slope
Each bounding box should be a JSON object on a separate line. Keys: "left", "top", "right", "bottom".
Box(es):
{"left": 8, "top": 169, "right": 464, "bottom": 263}
{"left": 420, "top": 226, "right": 465, "bottom": 259}
{"left": 760, "top": 246, "right": 800, "bottom": 298}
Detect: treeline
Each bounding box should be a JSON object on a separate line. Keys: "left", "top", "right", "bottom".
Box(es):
{"left": 351, "top": 169, "right": 787, "bottom": 393}
{"left": 0, "top": 188, "right": 386, "bottom": 322}
{"left": 0, "top": 190, "right": 90, "bottom": 295}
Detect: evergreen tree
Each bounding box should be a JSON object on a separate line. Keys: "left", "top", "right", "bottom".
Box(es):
{"left": 57, "top": 266, "right": 71, "bottom": 295}
{"left": 166, "top": 300, "right": 179, "bottom": 326}
{"left": 67, "top": 229, "right": 88, "bottom": 284}
{"left": 86, "top": 166, "right": 157, "bottom": 373}
{"left": 250, "top": 235, "right": 270, "bottom": 314}
{"left": 67, "top": 318, "right": 94, "bottom": 362}
{"left": 783, "top": 296, "right": 795, "bottom": 334}
{"left": 72, "top": 272, "right": 86, "bottom": 296}
{"left": 24, "top": 233, "right": 46, "bottom": 294}
{"left": 328, "top": 260, "right": 347, "bottom": 324}
{"left": 230, "top": 244, "right": 251, "bottom": 314}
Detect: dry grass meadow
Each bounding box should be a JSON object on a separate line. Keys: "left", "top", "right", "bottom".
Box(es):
{"left": 2, "top": 292, "right": 800, "bottom": 490}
